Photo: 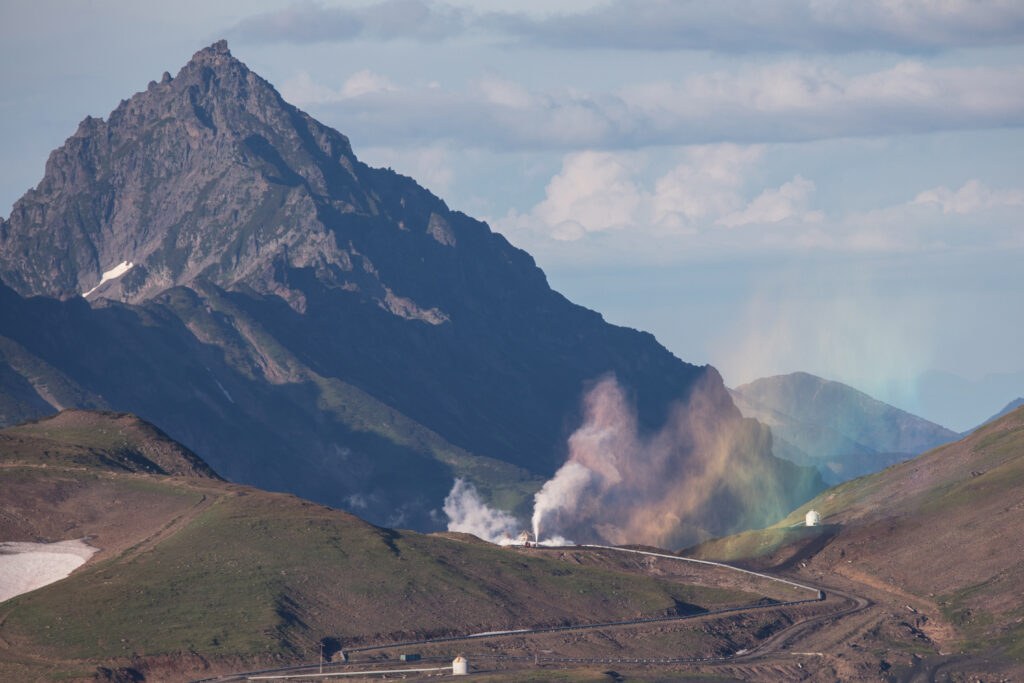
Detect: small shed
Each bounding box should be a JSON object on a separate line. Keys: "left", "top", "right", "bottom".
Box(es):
{"left": 452, "top": 655, "right": 468, "bottom": 675}
{"left": 806, "top": 509, "right": 822, "bottom": 527}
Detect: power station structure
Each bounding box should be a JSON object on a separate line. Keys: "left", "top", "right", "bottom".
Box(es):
{"left": 452, "top": 655, "right": 468, "bottom": 675}
{"left": 805, "top": 509, "right": 821, "bottom": 527}
{"left": 500, "top": 530, "right": 536, "bottom": 547}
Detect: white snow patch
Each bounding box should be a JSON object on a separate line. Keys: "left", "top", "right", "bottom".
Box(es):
{"left": 0, "top": 539, "right": 98, "bottom": 603}
{"left": 82, "top": 260, "right": 134, "bottom": 298}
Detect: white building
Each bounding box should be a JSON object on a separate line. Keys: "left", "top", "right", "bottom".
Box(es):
{"left": 516, "top": 530, "right": 534, "bottom": 546}
{"left": 806, "top": 509, "right": 822, "bottom": 527}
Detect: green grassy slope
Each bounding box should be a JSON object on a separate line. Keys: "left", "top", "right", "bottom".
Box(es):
{"left": 0, "top": 411, "right": 767, "bottom": 680}
{"left": 3, "top": 490, "right": 755, "bottom": 659}
{"left": 1, "top": 410, "right": 221, "bottom": 478}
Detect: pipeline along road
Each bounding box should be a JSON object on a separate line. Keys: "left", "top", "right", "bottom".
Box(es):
{"left": 195, "top": 544, "right": 859, "bottom": 682}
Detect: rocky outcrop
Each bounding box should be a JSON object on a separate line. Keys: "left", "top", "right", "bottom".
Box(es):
{"left": 0, "top": 40, "right": 442, "bottom": 322}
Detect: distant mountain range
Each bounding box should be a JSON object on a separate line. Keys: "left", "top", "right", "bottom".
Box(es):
{"left": 966, "top": 397, "right": 1024, "bottom": 435}
{"left": 730, "top": 372, "right": 959, "bottom": 484}
{"left": 0, "top": 41, "right": 822, "bottom": 545}
{"left": 915, "top": 369, "right": 1024, "bottom": 433}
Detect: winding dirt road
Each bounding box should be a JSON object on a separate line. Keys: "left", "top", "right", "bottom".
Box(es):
{"left": 196, "top": 544, "right": 868, "bottom": 682}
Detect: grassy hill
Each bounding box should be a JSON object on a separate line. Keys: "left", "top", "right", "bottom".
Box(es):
{"left": 0, "top": 410, "right": 220, "bottom": 479}
{"left": 685, "top": 405, "right": 1024, "bottom": 659}
{"left": 0, "top": 411, "right": 770, "bottom": 681}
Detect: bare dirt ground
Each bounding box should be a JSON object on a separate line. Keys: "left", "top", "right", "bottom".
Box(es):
{"left": 0, "top": 465, "right": 209, "bottom": 563}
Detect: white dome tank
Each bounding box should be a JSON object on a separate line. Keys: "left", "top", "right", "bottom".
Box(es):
{"left": 453, "top": 655, "right": 468, "bottom": 675}
{"left": 806, "top": 509, "right": 821, "bottom": 527}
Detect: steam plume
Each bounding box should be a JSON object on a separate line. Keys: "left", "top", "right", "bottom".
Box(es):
{"left": 532, "top": 372, "right": 812, "bottom": 549}
{"left": 443, "top": 478, "right": 520, "bottom": 544}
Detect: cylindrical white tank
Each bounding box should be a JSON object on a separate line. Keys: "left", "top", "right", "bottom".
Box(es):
{"left": 806, "top": 509, "right": 821, "bottom": 527}
{"left": 452, "top": 655, "right": 468, "bottom": 675}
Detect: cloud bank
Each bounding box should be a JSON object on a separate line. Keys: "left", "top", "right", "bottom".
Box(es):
{"left": 497, "top": 147, "right": 1024, "bottom": 254}
{"left": 234, "top": 0, "right": 1024, "bottom": 54}
{"left": 233, "top": 0, "right": 465, "bottom": 44}
{"left": 286, "top": 62, "right": 1024, "bottom": 151}
{"left": 499, "top": 146, "right": 821, "bottom": 242}
{"left": 487, "top": 0, "right": 1024, "bottom": 53}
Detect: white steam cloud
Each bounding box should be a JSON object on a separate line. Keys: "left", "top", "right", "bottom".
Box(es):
{"left": 532, "top": 462, "right": 596, "bottom": 543}
{"left": 447, "top": 373, "right": 816, "bottom": 550}
{"left": 531, "top": 373, "right": 811, "bottom": 549}
{"left": 443, "top": 478, "right": 520, "bottom": 544}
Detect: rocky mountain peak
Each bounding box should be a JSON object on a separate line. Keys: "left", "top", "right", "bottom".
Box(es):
{"left": 191, "top": 38, "right": 231, "bottom": 62}
{"left": 0, "top": 40, "right": 471, "bottom": 322}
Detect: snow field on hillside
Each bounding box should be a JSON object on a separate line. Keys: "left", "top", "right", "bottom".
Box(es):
{"left": 0, "top": 539, "right": 97, "bottom": 602}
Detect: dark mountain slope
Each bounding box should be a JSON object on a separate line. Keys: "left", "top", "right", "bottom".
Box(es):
{"left": 0, "top": 41, "right": 822, "bottom": 539}
{"left": 0, "top": 334, "right": 109, "bottom": 426}
{"left": 0, "top": 282, "right": 490, "bottom": 528}
{"left": 731, "top": 372, "right": 959, "bottom": 483}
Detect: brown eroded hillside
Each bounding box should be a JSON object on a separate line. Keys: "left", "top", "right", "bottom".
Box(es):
{"left": 687, "top": 405, "right": 1024, "bottom": 668}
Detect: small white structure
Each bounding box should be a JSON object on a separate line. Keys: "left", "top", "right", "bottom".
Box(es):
{"left": 806, "top": 509, "right": 821, "bottom": 527}
{"left": 452, "top": 655, "right": 468, "bottom": 675}
{"left": 516, "top": 530, "right": 534, "bottom": 547}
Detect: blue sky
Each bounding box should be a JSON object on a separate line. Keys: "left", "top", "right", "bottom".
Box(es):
{"left": 2, "top": 0, "right": 1022, "bottom": 430}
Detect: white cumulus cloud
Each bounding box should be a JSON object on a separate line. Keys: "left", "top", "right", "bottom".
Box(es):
{"left": 912, "top": 179, "right": 1024, "bottom": 214}
{"left": 719, "top": 176, "right": 823, "bottom": 228}
{"left": 281, "top": 69, "right": 397, "bottom": 104}
{"left": 533, "top": 151, "right": 645, "bottom": 237}
{"left": 499, "top": 145, "right": 822, "bottom": 242}
{"left": 292, "top": 62, "right": 1024, "bottom": 151}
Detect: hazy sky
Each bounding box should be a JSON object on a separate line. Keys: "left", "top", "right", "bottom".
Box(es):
{"left": 2, "top": 1, "right": 1022, "bottom": 429}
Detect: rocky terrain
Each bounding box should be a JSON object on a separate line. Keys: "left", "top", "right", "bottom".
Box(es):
{"left": 731, "top": 372, "right": 959, "bottom": 483}
{"left": 0, "top": 41, "right": 822, "bottom": 541}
